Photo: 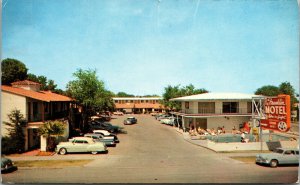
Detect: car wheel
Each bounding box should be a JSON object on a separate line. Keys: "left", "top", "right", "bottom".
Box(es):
{"left": 59, "top": 148, "right": 67, "bottom": 155}
{"left": 270, "top": 159, "right": 278, "bottom": 168}
{"left": 91, "top": 151, "right": 98, "bottom": 155}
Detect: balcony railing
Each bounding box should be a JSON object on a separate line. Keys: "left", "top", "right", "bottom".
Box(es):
{"left": 27, "top": 111, "right": 69, "bottom": 122}
{"left": 179, "top": 108, "right": 251, "bottom": 115}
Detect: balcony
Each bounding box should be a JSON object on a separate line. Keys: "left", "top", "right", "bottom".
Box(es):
{"left": 178, "top": 108, "right": 251, "bottom": 115}
{"left": 27, "top": 111, "right": 69, "bottom": 122}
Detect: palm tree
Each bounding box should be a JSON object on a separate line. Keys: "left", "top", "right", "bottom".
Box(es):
{"left": 38, "top": 120, "right": 65, "bottom": 152}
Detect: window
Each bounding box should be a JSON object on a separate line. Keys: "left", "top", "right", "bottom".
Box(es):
{"left": 223, "top": 102, "right": 239, "bottom": 113}
{"left": 198, "top": 102, "right": 215, "bottom": 114}
{"left": 114, "top": 100, "right": 118, "bottom": 103}
{"left": 247, "top": 102, "right": 252, "bottom": 113}
{"left": 296, "top": 151, "right": 299, "bottom": 155}
{"left": 185, "top": 102, "right": 189, "bottom": 109}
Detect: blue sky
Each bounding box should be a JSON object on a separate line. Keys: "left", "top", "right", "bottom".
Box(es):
{"left": 2, "top": 0, "right": 299, "bottom": 96}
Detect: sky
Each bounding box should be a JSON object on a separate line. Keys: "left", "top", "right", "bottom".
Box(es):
{"left": 2, "top": 0, "right": 299, "bottom": 96}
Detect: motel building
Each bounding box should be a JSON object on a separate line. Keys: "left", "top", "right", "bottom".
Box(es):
{"left": 170, "top": 92, "right": 262, "bottom": 133}
{"left": 1, "top": 80, "right": 73, "bottom": 151}
{"left": 113, "top": 97, "right": 165, "bottom": 114}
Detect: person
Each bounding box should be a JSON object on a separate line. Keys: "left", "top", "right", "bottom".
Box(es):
{"left": 222, "top": 126, "right": 225, "bottom": 134}
{"left": 241, "top": 132, "right": 245, "bottom": 143}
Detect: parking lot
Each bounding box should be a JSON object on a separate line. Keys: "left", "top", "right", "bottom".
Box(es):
{"left": 2, "top": 115, "right": 298, "bottom": 183}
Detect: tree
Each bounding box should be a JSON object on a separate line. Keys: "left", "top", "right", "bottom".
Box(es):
{"left": 254, "top": 85, "right": 280, "bottom": 96}
{"left": 162, "top": 84, "right": 208, "bottom": 111}
{"left": 1, "top": 58, "right": 28, "bottom": 85}
{"left": 279, "top": 82, "right": 298, "bottom": 110}
{"left": 38, "top": 120, "right": 65, "bottom": 152}
{"left": 255, "top": 82, "right": 299, "bottom": 111}
{"left": 116, "top": 92, "right": 135, "bottom": 97}
{"left": 3, "top": 109, "right": 27, "bottom": 153}
{"left": 66, "top": 69, "right": 112, "bottom": 131}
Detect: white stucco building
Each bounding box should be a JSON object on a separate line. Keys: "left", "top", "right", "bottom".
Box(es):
{"left": 170, "top": 92, "right": 263, "bottom": 132}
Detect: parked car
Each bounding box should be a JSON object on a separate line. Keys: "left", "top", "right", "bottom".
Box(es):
{"left": 88, "top": 121, "right": 122, "bottom": 133}
{"left": 124, "top": 117, "right": 137, "bottom": 125}
{"left": 160, "top": 117, "right": 175, "bottom": 125}
{"left": 256, "top": 148, "right": 299, "bottom": 167}
{"left": 113, "top": 111, "right": 124, "bottom": 116}
{"left": 93, "top": 130, "right": 119, "bottom": 143}
{"left": 56, "top": 137, "right": 107, "bottom": 155}
{"left": 156, "top": 114, "right": 170, "bottom": 121}
{"left": 1, "top": 157, "right": 17, "bottom": 173}
{"left": 84, "top": 133, "right": 116, "bottom": 147}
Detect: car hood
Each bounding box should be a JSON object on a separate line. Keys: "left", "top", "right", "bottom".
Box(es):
{"left": 256, "top": 153, "right": 280, "bottom": 158}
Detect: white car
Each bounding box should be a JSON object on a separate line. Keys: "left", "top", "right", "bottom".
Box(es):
{"left": 160, "top": 117, "right": 175, "bottom": 125}
{"left": 56, "top": 137, "right": 107, "bottom": 155}
{"left": 93, "top": 129, "right": 111, "bottom": 136}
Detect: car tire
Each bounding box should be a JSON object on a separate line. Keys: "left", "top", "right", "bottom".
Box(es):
{"left": 270, "top": 159, "right": 278, "bottom": 168}
{"left": 91, "top": 151, "right": 98, "bottom": 155}
{"left": 59, "top": 148, "right": 67, "bottom": 155}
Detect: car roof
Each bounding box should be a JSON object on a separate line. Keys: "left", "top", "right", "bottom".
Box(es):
{"left": 127, "top": 117, "right": 135, "bottom": 119}
{"left": 72, "top": 137, "right": 94, "bottom": 141}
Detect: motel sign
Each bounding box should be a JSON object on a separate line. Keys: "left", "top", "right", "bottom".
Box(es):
{"left": 261, "top": 94, "right": 291, "bottom": 132}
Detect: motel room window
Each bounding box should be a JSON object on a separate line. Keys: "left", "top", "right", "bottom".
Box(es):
{"left": 115, "top": 100, "right": 118, "bottom": 103}
{"left": 141, "top": 100, "right": 144, "bottom": 103}
{"left": 185, "top": 102, "right": 189, "bottom": 109}
{"left": 223, "top": 102, "right": 239, "bottom": 113}
{"left": 247, "top": 102, "right": 252, "bottom": 113}
{"left": 198, "top": 102, "right": 215, "bottom": 114}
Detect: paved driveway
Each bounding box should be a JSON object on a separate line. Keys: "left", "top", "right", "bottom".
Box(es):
{"left": 2, "top": 115, "right": 298, "bottom": 183}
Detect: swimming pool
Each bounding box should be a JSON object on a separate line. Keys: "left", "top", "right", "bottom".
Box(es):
{"left": 205, "top": 133, "right": 255, "bottom": 143}
{"left": 205, "top": 133, "right": 293, "bottom": 143}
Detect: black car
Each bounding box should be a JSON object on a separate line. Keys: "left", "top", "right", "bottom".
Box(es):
{"left": 123, "top": 117, "right": 137, "bottom": 125}
{"left": 88, "top": 121, "right": 121, "bottom": 133}
{"left": 1, "top": 157, "right": 17, "bottom": 173}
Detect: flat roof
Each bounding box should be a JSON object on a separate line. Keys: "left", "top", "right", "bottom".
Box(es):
{"left": 170, "top": 92, "right": 264, "bottom": 101}
{"left": 113, "top": 97, "right": 162, "bottom": 100}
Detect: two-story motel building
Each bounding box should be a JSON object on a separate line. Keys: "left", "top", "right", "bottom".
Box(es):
{"left": 171, "top": 92, "right": 262, "bottom": 132}
{"left": 113, "top": 97, "right": 165, "bottom": 114}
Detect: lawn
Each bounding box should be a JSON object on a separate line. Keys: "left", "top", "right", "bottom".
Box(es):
{"left": 14, "top": 160, "right": 93, "bottom": 168}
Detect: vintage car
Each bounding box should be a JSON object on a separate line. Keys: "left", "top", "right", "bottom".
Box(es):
{"left": 93, "top": 130, "right": 119, "bottom": 143}
{"left": 124, "top": 117, "right": 137, "bottom": 125}
{"left": 256, "top": 148, "right": 299, "bottom": 167}
{"left": 88, "top": 121, "right": 122, "bottom": 133}
{"left": 1, "top": 157, "right": 17, "bottom": 173}
{"left": 56, "top": 137, "right": 107, "bottom": 155}
{"left": 84, "top": 133, "right": 116, "bottom": 147}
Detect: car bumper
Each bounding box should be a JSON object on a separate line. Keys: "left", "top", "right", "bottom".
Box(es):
{"left": 256, "top": 158, "right": 269, "bottom": 164}
{"left": 1, "top": 165, "right": 18, "bottom": 173}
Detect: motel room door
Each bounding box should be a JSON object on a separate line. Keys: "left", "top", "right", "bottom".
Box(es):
{"left": 196, "top": 118, "right": 207, "bottom": 129}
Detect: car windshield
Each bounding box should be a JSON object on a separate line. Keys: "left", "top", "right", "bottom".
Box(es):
{"left": 275, "top": 149, "right": 284, "bottom": 154}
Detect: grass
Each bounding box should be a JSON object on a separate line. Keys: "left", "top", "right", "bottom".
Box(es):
{"left": 230, "top": 156, "right": 256, "bottom": 163}
{"left": 14, "top": 160, "right": 93, "bottom": 168}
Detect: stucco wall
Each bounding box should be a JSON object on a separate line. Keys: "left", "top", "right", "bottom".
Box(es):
{"left": 206, "top": 140, "right": 298, "bottom": 152}
{"left": 1, "top": 91, "right": 27, "bottom": 136}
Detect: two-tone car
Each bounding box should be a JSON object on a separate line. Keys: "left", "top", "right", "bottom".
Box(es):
{"left": 256, "top": 148, "right": 299, "bottom": 167}
{"left": 92, "top": 130, "right": 119, "bottom": 143}
{"left": 56, "top": 137, "right": 107, "bottom": 155}
{"left": 84, "top": 133, "right": 116, "bottom": 147}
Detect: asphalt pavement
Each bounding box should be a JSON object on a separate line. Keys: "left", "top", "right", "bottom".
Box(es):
{"left": 2, "top": 114, "right": 299, "bottom": 183}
